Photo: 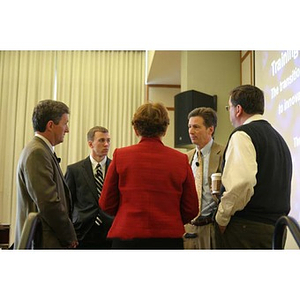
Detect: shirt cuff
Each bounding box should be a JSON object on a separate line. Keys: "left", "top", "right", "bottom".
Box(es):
{"left": 215, "top": 204, "right": 231, "bottom": 227}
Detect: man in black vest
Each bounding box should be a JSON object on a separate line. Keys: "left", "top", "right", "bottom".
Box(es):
{"left": 215, "top": 85, "right": 292, "bottom": 249}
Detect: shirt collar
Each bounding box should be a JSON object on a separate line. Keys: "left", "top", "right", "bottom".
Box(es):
{"left": 243, "top": 114, "right": 264, "bottom": 125}
{"left": 201, "top": 138, "right": 213, "bottom": 157}
{"left": 35, "top": 133, "right": 54, "bottom": 153}
{"left": 90, "top": 155, "right": 107, "bottom": 170}
{"left": 196, "top": 138, "right": 213, "bottom": 157}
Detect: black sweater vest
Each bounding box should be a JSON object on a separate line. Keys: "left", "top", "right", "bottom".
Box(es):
{"left": 224, "top": 120, "right": 292, "bottom": 224}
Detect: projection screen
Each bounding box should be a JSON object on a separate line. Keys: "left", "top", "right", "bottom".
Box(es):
{"left": 255, "top": 50, "right": 300, "bottom": 221}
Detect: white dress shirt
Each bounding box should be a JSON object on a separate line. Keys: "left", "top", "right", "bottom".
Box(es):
{"left": 192, "top": 139, "right": 216, "bottom": 216}
{"left": 215, "top": 115, "right": 263, "bottom": 226}
{"left": 35, "top": 133, "right": 54, "bottom": 153}
{"left": 90, "top": 155, "right": 107, "bottom": 177}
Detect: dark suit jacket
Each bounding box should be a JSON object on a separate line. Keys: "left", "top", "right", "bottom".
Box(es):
{"left": 99, "top": 137, "right": 199, "bottom": 240}
{"left": 15, "top": 136, "right": 77, "bottom": 249}
{"left": 65, "top": 156, "right": 112, "bottom": 241}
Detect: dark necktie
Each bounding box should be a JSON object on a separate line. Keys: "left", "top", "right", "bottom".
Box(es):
{"left": 54, "top": 152, "right": 61, "bottom": 163}
{"left": 95, "top": 164, "right": 104, "bottom": 226}
{"left": 95, "top": 164, "right": 104, "bottom": 198}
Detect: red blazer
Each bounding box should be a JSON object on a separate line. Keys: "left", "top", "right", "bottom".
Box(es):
{"left": 99, "top": 137, "right": 199, "bottom": 239}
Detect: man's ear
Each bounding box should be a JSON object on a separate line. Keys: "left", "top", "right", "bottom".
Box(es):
{"left": 236, "top": 104, "right": 243, "bottom": 117}
{"left": 46, "top": 120, "right": 54, "bottom": 131}
{"left": 208, "top": 126, "right": 214, "bottom": 136}
{"left": 87, "top": 140, "right": 93, "bottom": 149}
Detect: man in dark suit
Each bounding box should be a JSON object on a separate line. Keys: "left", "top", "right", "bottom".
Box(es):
{"left": 15, "top": 99, "right": 78, "bottom": 249}
{"left": 65, "top": 126, "right": 113, "bottom": 249}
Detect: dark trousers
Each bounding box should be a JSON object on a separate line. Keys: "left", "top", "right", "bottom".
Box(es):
{"left": 215, "top": 217, "right": 276, "bottom": 249}
{"left": 77, "top": 223, "right": 112, "bottom": 249}
{"left": 111, "top": 238, "right": 184, "bottom": 249}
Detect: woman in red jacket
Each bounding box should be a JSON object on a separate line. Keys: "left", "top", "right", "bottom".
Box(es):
{"left": 99, "top": 102, "right": 199, "bottom": 249}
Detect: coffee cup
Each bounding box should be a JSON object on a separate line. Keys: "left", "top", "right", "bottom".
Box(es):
{"left": 211, "top": 173, "right": 221, "bottom": 194}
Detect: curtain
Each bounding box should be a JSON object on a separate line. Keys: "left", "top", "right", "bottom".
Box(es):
{"left": 0, "top": 50, "right": 145, "bottom": 245}
{"left": 0, "top": 51, "right": 56, "bottom": 243}
{"left": 55, "top": 51, "right": 145, "bottom": 172}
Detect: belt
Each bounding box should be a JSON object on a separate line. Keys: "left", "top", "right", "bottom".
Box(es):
{"left": 191, "top": 215, "right": 214, "bottom": 226}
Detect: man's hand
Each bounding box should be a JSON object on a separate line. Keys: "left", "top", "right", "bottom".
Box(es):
{"left": 68, "top": 240, "right": 79, "bottom": 248}
{"left": 218, "top": 225, "right": 227, "bottom": 234}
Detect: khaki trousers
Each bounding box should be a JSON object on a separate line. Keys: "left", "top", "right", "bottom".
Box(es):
{"left": 183, "top": 223, "right": 216, "bottom": 249}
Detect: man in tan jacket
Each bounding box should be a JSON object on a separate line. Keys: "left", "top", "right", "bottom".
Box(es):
{"left": 183, "top": 107, "right": 224, "bottom": 249}
{"left": 15, "top": 100, "right": 78, "bottom": 249}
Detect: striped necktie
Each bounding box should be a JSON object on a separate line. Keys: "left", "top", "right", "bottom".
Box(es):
{"left": 95, "top": 163, "right": 104, "bottom": 198}
{"left": 95, "top": 164, "right": 104, "bottom": 226}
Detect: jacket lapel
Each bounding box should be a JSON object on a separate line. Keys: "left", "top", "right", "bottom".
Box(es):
{"left": 187, "top": 143, "right": 222, "bottom": 187}
{"left": 187, "top": 149, "right": 196, "bottom": 165}
{"left": 208, "top": 142, "right": 221, "bottom": 174}
{"left": 35, "top": 137, "right": 73, "bottom": 215}
{"left": 82, "top": 157, "right": 99, "bottom": 201}
{"left": 208, "top": 142, "right": 222, "bottom": 187}
{"left": 104, "top": 158, "right": 111, "bottom": 178}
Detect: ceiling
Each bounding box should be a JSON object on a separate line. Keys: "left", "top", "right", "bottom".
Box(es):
{"left": 146, "top": 51, "right": 181, "bottom": 85}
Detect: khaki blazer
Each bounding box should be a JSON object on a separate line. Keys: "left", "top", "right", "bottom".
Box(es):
{"left": 186, "top": 141, "right": 224, "bottom": 214}
{"left": 15, "top": 136, "right": 77, "bottom": 248}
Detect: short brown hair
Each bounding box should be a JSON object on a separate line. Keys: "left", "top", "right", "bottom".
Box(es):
{"left": 87, "top": 126, "right": 109, "bottom": 141}
{"left": 132, "top": 102, "right": 170, "bottom": 137}
{"left": 188, "top": 107, "right": 218, "bottom": 136}
{"left": 32, "top": 99, "right": 69, "bottom": 132}
{"left": 230, "top": 84, "right": 264, "bottom": 114}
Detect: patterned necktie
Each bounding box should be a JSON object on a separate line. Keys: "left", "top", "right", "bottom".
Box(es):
{"left": 95, "top": 164, "right": 104, "bottom": 226}
{"left": 194, "top": 150, "right": 203, "bottom": 218}
{"left": 95, "top": 164, "right": 104, "bottom": 198}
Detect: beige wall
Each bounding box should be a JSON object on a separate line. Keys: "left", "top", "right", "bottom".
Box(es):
{"left": 147, "top": 86, "right": 187, "bottom": 152}
{"left": 181, "top": 51, "right": 240, "bottom": 146}
{"left": 147, "top": 51, "right": 156, "bottom": 80}
{"left": 241, "top": 51, "right": 254, "bottom": 85}
{"left": 146, "top": 50, "right": 241, "bottom": 149}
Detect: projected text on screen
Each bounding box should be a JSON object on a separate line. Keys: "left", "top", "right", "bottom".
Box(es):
{"left": 255, "top": 50, "right": 300, "bottom": 221}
